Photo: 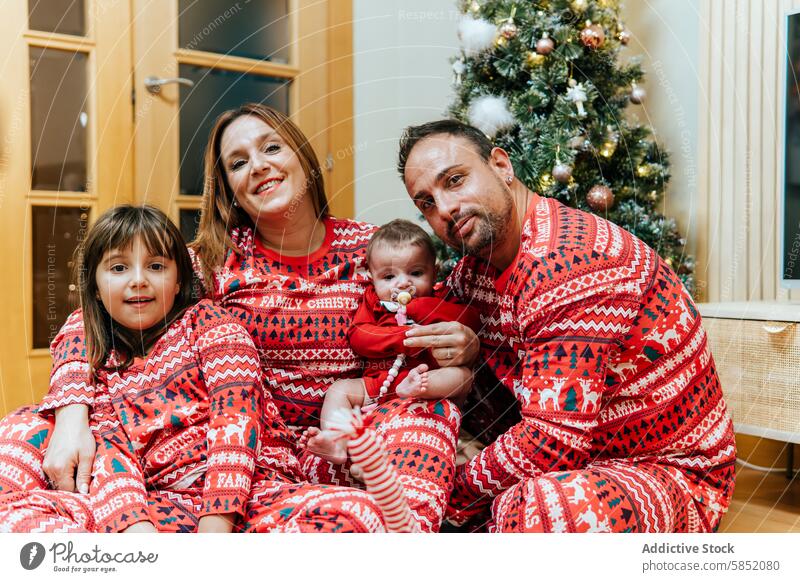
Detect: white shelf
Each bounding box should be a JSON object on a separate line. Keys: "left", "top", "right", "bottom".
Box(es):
{"left": 697, "top": 301, "right": 800, "bottom": 322}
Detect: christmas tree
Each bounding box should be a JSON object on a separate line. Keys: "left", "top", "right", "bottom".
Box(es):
{"left": 444, "top": 0, "right": 694, "bottom": 292}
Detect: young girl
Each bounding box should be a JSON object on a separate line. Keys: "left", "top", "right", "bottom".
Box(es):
{"left": 0, "top": 205, "right": 386, "bottom": 533}
{"left": 302, "top": 220, "right": 480, "bottom": 463}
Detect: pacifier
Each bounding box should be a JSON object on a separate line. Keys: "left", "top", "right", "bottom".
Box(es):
{"left": 390, "top": 286, "right": 416, "bottom": 325}
{"left": 390, "top": 286, "right": 416, "bottom": 304}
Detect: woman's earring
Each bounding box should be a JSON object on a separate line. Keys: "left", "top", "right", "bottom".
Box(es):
{"left": 506, "top": 175, "right": 513, "bottom": 184}
{"left": 232, "top": 199, "right": 239, "bottom": 208}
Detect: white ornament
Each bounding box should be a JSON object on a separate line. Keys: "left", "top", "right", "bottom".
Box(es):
{"left": 457, "top": 16, "right": 497, "bottom": 55}
{"left": 467, "top": 95, "right": 516, "bottom": 138}
{"left": 567, "top": 79, "right": 588, "bottom": 117}
{"left": 452, "top": 59, "right": 466, "bottom": 85}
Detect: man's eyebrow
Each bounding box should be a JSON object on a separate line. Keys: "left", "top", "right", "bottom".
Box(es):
{"left": 413, "top": 164, "right": 462, "bottom": 201}
{"left": 435, "top": 164, "right": 462, "bottom": 184}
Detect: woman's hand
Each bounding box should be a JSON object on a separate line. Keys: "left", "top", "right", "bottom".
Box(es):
{"left": 198, "top": 513, "right": 236, "bottom": 533}
{"left": 123, "top": 521, "right": 158, "bottom": 533}
{"left": 403, "top": 322, "right": 480, "bottom": 367}
{"left": 42, "top": 404, "right": 95, "bottom": 493}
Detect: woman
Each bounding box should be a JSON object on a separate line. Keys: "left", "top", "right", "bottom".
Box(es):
{"left": 0, "top": 104, "right": 478, "bottom": 531}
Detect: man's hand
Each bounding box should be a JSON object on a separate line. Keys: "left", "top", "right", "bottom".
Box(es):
{"left": 42, "top": 404, "right": 95, "bottom": 493}
{"left": 403, "top": 322, "right": 479, "bottom": 367}
{"left": 198, "top": 513, "right": 236, "bottom": 533}
{"left": 122, "top": 521, "right": 158, "bottom": 533}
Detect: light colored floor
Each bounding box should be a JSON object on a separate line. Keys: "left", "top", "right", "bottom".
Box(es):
{"left": 718, "top": 465, "right": 800, "bottom": 532}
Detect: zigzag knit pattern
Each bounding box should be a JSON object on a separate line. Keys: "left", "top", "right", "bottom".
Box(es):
{"left": 207, "top": 217, "right": 378, "bottom": 428}
{"left": 86, "top": 300, "right": 294, "bottom": 532}
{"left": 444, "top": 194, "right": 736, "bottom": 532}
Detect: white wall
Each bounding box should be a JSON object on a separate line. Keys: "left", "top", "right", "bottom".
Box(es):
{"left": 352, "top": 0, "right": 700, "bottom": 244}
{"left": 352, "top": 0, "right": 460, "bottom": 225}
{"left": 623, "top": 0, "right": 701, "bottom": 257}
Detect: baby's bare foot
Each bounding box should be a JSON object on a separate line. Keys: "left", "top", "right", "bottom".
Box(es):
{"left": 298, "top": 426, "right": 318, "bottom": 449}
{"left": 396, "top": 364, "right": 429, "bottom": 399}
{"left": 307, "top": 428, "right": 348, "bottom": 464}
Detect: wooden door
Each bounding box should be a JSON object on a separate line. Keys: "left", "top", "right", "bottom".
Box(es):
{"left": 0, "top": 0, "right": 353, "bottom": 415}
{"left": 0, "top": 0, "right": 134, "bottom": 415}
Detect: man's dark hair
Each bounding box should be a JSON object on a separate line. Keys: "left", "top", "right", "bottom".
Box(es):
{"left": 397, "top": 119, "right": 494, "bottom": 179}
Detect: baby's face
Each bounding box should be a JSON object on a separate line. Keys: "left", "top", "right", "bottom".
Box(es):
{"left": 368, "top": 243, "right": 436, "bottom": 302}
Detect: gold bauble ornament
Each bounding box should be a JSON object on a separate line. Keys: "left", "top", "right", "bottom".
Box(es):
{"left": 571, "top": 0, "right": 588, "bottom": 13}
{"left": 526, "top": 52, "right": 545, "bottom": 67}
{"left": 618, "top": 29, "right": 631, "bottom": 45}
{"left": 586, "top": 185, "right": 615, "bottom": 212}
{"left": 495, "top": 35, "right": 508, "bottom": 48}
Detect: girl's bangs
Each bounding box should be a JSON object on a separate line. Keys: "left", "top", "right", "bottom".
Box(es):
{"left": 106, "top": 213, "right": 177, "bottom": 259}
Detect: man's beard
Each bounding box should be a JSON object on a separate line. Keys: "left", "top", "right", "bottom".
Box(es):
{"left": 446, "top": 179, "right": 513, "bottom": 259}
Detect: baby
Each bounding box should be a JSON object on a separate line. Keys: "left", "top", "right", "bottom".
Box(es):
{"left": 301, "top": 219, "right": 479, "bottom": 463}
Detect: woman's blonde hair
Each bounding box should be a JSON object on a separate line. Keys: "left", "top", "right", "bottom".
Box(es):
{"left": 192, "top": 103, "right": 329, "bottom": 291}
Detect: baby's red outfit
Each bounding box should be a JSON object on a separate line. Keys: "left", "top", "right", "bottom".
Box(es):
{"left": 347, "top": 286, "right": 481, "bottom": 401}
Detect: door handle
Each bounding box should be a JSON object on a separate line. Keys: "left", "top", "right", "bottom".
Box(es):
{"left": 144, "top": 76, "right": 195, "bottom": 94}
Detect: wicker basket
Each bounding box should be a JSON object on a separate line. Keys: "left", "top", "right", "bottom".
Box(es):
{"left": 703, "top": 315, "right": 800, "bottom": 443}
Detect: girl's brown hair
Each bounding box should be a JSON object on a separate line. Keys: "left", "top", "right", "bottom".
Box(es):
{"left": 191, "top": 103, "right": 329, "bottom": 291}
{"left": 77, "top": 205, "right": 196, "bottom": 378}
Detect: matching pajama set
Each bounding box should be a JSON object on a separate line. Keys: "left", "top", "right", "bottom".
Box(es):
{"left": 210, "top": 218, "right": 461, "bottom": 531}
{"left": 0, "top": 300, "right": 384, "bottom": 533}
{"left": 0, "top": 216, "right": 460, "bottom": 532}
{"left": 348, "top": 286, "right": 480, "bottom": 402}
{"left": 443, "top": 194, "right": 736, "bottom": 532}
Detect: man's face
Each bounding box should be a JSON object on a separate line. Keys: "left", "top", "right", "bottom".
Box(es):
{"left": 403, "top": 135, "right": 514, "bottom": 260}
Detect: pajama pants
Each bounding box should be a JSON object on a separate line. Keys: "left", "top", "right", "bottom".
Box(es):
{"left": 299, "top": 397, "right": 462, "bottom": 532}
{"left": 474, "top": 458, "right": 735, "bottom": 533}
{"left": 0, "top": 407, "right": 386, "bottom": 533}
{"left": 0, "top": 398, "right": 464, "bottom": 532}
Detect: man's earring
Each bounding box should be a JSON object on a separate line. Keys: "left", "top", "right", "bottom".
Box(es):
{"left": 506, "top": 175, "right": 513, "bottom": 184}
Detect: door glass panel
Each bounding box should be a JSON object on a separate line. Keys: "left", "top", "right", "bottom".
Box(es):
{"left": 179, "top": 208, "right": 201, "bottom": 243}
{"left": 29, "top": 0, "right": 85, "bottom": 36}
{"left": 178, "top": 0, "right": 290, "bottom": 63}
{"left": 178, "top": 64, "right": 290, "bottom": 195}
{"left": 29, "top": 47, "right": 89, "bottom": 192}
{"left": 32, "top": 206, "right": 85, "bottom": 349}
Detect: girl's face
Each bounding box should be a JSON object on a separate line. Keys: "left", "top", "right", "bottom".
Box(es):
{"left": 368, "top": 243, "right": 436, "bottom": 302}
{"left": 95, "top": 236, "right": 180, "bottom": 332}
{"left": 220, "top": 114, "right": 313, "bottom": 225}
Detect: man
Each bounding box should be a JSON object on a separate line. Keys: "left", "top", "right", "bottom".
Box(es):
{"left": 398, "top": 119, "right": 736, "bottom": 532}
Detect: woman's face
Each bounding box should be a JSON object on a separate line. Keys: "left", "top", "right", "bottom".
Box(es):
{"left": 219, "top": 115, "right": 312, "bottom": 225}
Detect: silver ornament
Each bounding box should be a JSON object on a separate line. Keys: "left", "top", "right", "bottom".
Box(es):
{"left": 552, "top": 163, "right": 573, "bottom": 184}
{"left": 499, "top": 20, "right": 518, "bottom": 40}
{"left": 536, "top": 33, "right": 555, "bottom": 55}
{"left": 630, "top": 84, "right": 646, "bottom": 104}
